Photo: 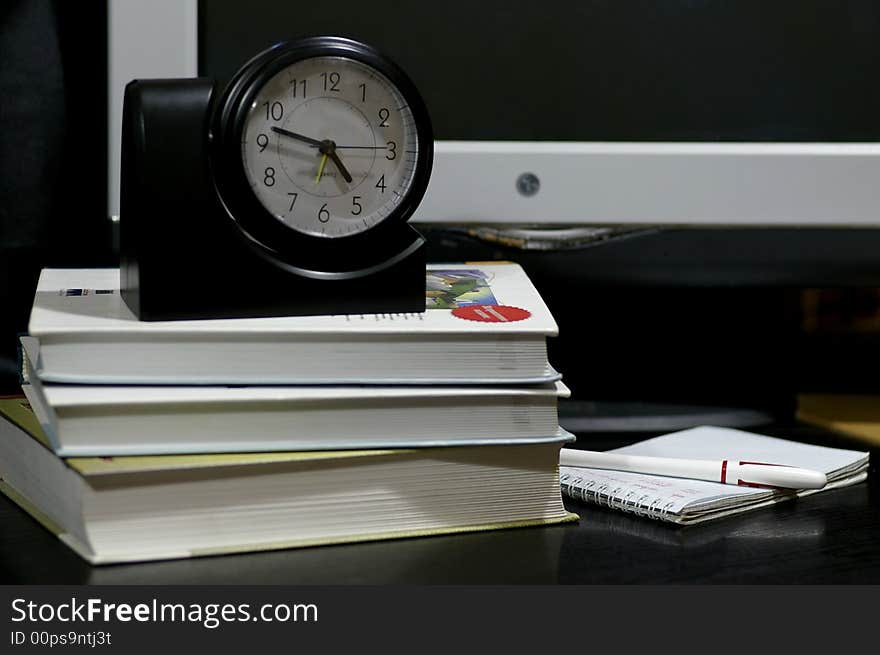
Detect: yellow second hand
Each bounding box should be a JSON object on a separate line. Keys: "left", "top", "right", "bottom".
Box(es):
{"left": 315, "top": 153, "right": 328, "bottom": 184}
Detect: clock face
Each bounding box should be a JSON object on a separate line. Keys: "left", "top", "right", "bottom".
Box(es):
{"left": 240, "top": 55, "right": 420, "bottom": 239}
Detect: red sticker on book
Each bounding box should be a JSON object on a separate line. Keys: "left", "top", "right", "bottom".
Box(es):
{"left": 452, "top": 305, "right": 531, "bottom": 323}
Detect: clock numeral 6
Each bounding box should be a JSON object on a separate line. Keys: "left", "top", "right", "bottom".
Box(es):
{"left": 351, "top": 196, "right": 362, "bottom": 216}
{"left": 318, "top": 204, "right": 330, "bottom": 223}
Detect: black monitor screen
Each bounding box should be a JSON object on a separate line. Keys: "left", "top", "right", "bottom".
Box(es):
{"left": 200, "top": 1, "right": 880, "bottom": 142}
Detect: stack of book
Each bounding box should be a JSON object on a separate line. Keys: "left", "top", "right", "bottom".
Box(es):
{"left": 1, "top": 263, "right": 577, "bottom": 563}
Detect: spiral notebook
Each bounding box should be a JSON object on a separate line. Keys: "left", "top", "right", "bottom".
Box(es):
{"left": 560, "top": 426, "right": 870, "bottom": 525}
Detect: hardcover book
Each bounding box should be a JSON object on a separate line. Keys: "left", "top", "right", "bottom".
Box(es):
{"left": 0, "top": 396, "right": 577, "bottom": 564}
{"left": 22, "top": 336, "right": 568, "bottom": 456}
{"left": 27, "top": 263, "right": 560, "bottom": 385}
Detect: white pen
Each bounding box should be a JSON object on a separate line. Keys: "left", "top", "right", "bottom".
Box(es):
{"left": 559, "top": 448, "right": 827, "bottom": 490}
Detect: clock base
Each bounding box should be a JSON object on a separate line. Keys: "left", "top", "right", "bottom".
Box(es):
{"left": 122, "top": 239, "right": 426, "bottom": 321}
{"left": 119, "top": 78, "right": 426, "bottom": 321}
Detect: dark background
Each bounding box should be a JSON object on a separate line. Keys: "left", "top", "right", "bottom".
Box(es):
{"left": 0, "top": 1, "right": 112, "bottom": 384}
{"left": 3, "top": 1, "right": 880, "bottom": 419}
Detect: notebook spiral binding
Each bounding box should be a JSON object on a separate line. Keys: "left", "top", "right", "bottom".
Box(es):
{"left": 559, "top": 472, "right": 676, "bottom": 521}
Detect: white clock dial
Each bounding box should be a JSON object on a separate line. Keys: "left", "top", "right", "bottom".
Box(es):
{"left": 241, "top": 55, "right": 419, "bottom": 238}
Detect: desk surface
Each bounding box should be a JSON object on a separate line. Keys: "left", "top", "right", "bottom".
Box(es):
{"left": 1, "top": 422, "right": 877, "bottom": 584}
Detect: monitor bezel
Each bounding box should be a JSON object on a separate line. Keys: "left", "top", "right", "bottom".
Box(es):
{"left": 107, "top": 1, "right": 880, "bottom": 227}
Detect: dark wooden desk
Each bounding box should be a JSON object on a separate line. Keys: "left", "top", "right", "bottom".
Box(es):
{"left": 1, "top": 421, "right": 876, "bottom": 584}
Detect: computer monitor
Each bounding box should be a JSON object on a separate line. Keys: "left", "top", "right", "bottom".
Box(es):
{"left": 108, "top": 0, "right": 880, "bottom": 229}
{"left": 104, "top": 1, "right": 880, "bottom": 425}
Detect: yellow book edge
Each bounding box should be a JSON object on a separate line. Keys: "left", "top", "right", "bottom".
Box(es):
{"left": 0, "top": 395, "right": 50, "bottom": 447}
{"left": 796, "top": 392, "right": 880, "bottom": 446}
{"left": 796, "top": 410, "right": 880, "bottom": 447}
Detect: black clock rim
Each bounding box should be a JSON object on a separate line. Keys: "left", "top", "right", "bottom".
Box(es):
{"left": 209, "top": 36, "right": 433, "bottom": 277}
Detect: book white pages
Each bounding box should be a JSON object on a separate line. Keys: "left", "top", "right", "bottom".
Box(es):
{"left": 0, "top": 401, "right": 577, "bottom": 564}
{"left": 22, "top": 374, "right": 570, "bottom": 456}
{"left": 559, "top": 426, "right": 869, "bottom": 525}
{"left": 28, "top": 264, "right": 559, "bottom": 385}
{"left": 22, "top": 334, "right": 568, "bottom": 456}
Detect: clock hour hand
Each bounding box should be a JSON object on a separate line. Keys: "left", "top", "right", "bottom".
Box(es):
{"left": 270, "top": 126, "right": 324, "bottom": 148}
{"left": 326, "top": 150, "right": 353, "bottom": 183}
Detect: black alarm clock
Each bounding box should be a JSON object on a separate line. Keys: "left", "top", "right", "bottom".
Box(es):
{"left": 120, "top": 36, "right": 432, "bottom": 320}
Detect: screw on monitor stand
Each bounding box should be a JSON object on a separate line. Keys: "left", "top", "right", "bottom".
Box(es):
{"left": 516, "top": 172, "right": 540, "bottom": 197}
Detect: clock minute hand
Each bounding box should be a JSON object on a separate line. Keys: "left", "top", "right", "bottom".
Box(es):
{"left": 270, "top": 126, "right": 324, "bottom": 148}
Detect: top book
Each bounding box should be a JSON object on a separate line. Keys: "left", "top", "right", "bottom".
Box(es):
{"left": 28, "top": 263, "right": 560, "bottom": 385}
